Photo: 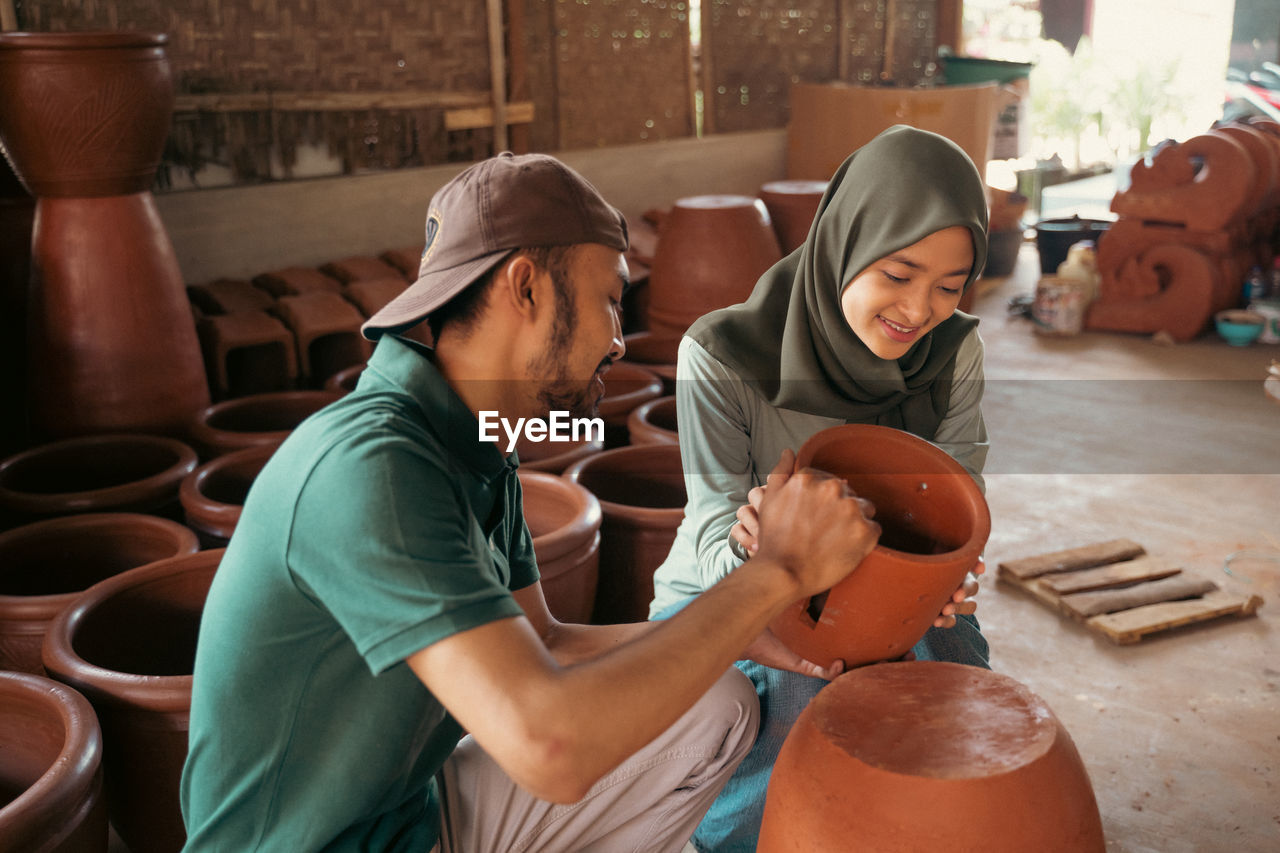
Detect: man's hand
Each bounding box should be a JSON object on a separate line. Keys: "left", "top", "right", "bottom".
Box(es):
{"left": 932, "top": 558, "right": 983, "bottom": 628}
{"left": 751, "top": 449, "right": 881, "bottom": 600}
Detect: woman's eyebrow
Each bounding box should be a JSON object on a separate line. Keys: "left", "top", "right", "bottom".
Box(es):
{"left": 883, "top": 254, "right": 970, "bottom": 277}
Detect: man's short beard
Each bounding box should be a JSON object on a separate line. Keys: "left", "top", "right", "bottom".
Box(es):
{"left": 526, "top": 265, "right": 600, "bottom": 419}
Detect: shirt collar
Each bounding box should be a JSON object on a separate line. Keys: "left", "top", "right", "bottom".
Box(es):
{"left": 360, "top": 335, "right": 514, "bottom": 482}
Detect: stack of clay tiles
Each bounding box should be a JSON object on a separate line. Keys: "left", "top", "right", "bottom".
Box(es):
{"left": 1086, "top": 118, "right": 1280, "bottom": 342}
{"left": 187, "top": 245, "right": 421, "bottom": 400}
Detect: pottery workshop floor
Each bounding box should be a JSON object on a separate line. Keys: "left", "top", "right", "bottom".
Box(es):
{"left": 109, "top": 244, "right": 1276, "bottom": 853}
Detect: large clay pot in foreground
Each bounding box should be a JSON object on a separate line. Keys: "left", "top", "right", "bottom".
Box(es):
{"left": 42, "top": 549, "right": 224, "bottom": 853}
{"left": 188, "top": 390, "right": 341, "bottom": 458}
{"left": 564, "top": 444, "right": 685, "bottom": 624}
{"left": 179, "top": 444, "right": 279, "bottom": 548}
{"left": 626, "top": 395, "right": 679, "bottom": 446}
{"left": 518, "top": 470, "right": 601, "bottom": 623}
{"left": 0, "top": 434, "right": 198, "bottom": 528}
{"left": 758, "top": 661, "right": 1105, "bottom": 852}
{"left": 598, "top": 362, "right": 664, "bottom": 448}
{"left": 769, "top": 424, "right": 989, "bottom": 668}
{"left": 0, "top": 32, "right": 211, "bottom": 438}
{"left": 0, "top": 671, "right": 108, "bottom": 853}
{"left": 646, "top": 195, "right": 782, "bottom": 340}
{"left": 0, "top": 513, "right": 199, "bottom": 674}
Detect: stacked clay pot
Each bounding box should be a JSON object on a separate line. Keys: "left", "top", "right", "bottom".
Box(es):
{"left": 626, "top": 395, "right": 679, "bottom": 446}
{"left": 179, "top": 443, "right": 279, "bottom": 548}
{"left": 619, "top": 331, "right": 680, "bottom": 396}
{"left": 514, "top": 432, "right": 602, "bottom": 475}
{"left": 0, "top": 433, "right": 197, "bottom": 530}
{"left": 768, "top": 424, "right": 989, "bottom": 668}
{"left": 646, "top": 195, "right": 782, "bottom": 341}
{"left": 0, "top": 32, "right": 210, "bottom": 438}
{"left": 564, "top": 444, "right": 686, "bottom": 624}
{"left": 0, "top": 513, "right": 199, "bottom": 674}
{"left": 758, "top": 661, "right": 1105, "bottom": 852}
{"left": 518, "top": 470, "right": 602, "bottom": 623}
{"left": 597, "top": 362, "right": 664, "bottom": 448}
{"left": 187, "top": 390, "right": 341, "bottom": 458}
{"left": 42, "top": 549, "right": 224, "bottom": 853}
{"left": 0, "top": 671, "right": 108, "bottom": 852}
{"left": 758, "top": 180, "right": 828, "bottom": 254}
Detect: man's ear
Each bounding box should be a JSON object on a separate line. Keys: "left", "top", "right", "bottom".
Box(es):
{"left": 495, "top": 253, "right": 547, "bottom": 321}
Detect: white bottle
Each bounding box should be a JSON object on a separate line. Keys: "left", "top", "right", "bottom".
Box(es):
{"left": 1056, "top": 240, "right": 1101, "bottom": 304}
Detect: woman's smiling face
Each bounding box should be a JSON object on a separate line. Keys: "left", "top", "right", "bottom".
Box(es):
{"left": 839, "top": 225, "right": 975, "bottom": 360}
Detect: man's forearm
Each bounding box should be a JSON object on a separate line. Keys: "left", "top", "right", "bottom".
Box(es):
{"left": 541, "top": 620, "right": 658, "bottom": 666}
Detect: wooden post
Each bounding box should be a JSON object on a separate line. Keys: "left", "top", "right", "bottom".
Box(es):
{"left": 700, "top": 0, "right": 716, "bottom": 135}
{"left": 504, "top": 0, "right": 529, "bottom": 153}
{"left": 0, "top": 0, "right": 18, "bottom": 32}
{"left": 881, "top": 0, "right": 899, "bottom": 83}
{"left": 935, "top": 0, "right": 964, "bottom": 56}
{"left": 485, "top": 0, "right": 509, "bottom": 153}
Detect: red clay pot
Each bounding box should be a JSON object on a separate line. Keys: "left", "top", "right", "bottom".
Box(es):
{"left": 759, "top": 180, "right": 828, "bottom": 254}
{"left": 514, "top": 433, "right": 602, "bottom": 475}
{"left": 320, "top": 255, "right": 403, "bottom": 284}
{"left": 598, "top": 362, "right": 664, "bottom": 448}
{"left": 270, "top": 291, "right": 372, "bottom": 387}
{"left": 380, "top": 244, "right": 425, "bottom": 281}
{"left": 564, "top": 444, "right": 686, "bottom": 624}
{"left": 0, "top": 671, "right": 108, "bottom": 853}
{"left": 179, "top": 444, "right": 279, "bottom": 548}
{"left": 620, "top": 330, "right": 681, "bottom": 395}
{"left": 758, "top": 661, "right": 1105, "bottom": 853}
{"left": 0, "top": 513, "right": 199, "bottom": 674}
{"left": 42, "top": 549, "right": 224, "bottom": 853}
{"left": 0, "top": 434, "right": 198, "bottom": 528}
{"left": 187, "top": 390, "right": 341, "bottom": 458}
{"left": 769, "top": 424, "right": 990, "bottom": 668}
{"left": 518, "top": 470, "right": 602, "bottom": 623}
{"left": 646, "top": 195, "right": 782, "bottom": 339}
{"left": 323, "top": 363, "right": 367, "bottom": 395}
{"left": 626, "top": 395, "right": 679, "bottom": 446}
{"left": 195, "top": 310, "right": 298, "bottom": 401}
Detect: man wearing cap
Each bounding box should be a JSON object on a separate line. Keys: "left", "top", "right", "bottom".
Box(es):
{"left": 180, "top": 153, "right": 880, "bottom": 852}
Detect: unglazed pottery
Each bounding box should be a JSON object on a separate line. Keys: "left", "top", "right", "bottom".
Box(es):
{"left": 514, "top": 435, "right": 602, "bottom": 475}
{"left": 187, "top": 390, "right": 341, "bottom": 458}
{"left": 646, "top": 195, "right": 782, "bottom": 339}
{"left": 380, "top": 244, "right": 425, "bottom": 281}
{"left": 323, "top": 363, "right": 367, "bottom": 395}
{"left": 320, "top": 255, "right": 403, "bottom": 284}
{"left": 620, "top": 330, "right": 681, "bottom": 395}
{"left": 342, "top": 278, "right": 408, "bottom": 319}
{"left": 0, "top": 33, "right": 211, "bottom": 438}
{"left": 626, "top": 395, "right": 679, "bottom": 446}
{"left": 0, "top": 434, "right": 197, "bottom": 527}
{"left": 42, "top": 549, "right": 224, "bottom": 853}
{"left": 250, "top": 267, "right": 343, "bottom": 297}
{"left": 769, "top": 424, "right": 990, "bottom": 668}
{"left": 179, "top": 443, "right": 279, "bottom": 548}
{"left": 0, "top": 671, "right": 108, "bottom": 853}
{"left": 195, "top": 309, "right": 299, "bottom": 400}
{"left": 758, "top": 661, "right": 1105, "bottom": 852}
{"left": 518, "top": 470, "right": 602, "bottom": 623}
{"left": 564, "top": 444, "right": 685, "bottom": 624}
{"left": 270, "top": 291, "right": 372, "bottom": 386}
{"left": 0, "top": 513, "right": 199, "bottom": 674}
{"left": 598, "top": 362, "right": 664, "bottom": 448}
{"left": 758, "top": 180, "right": 828, "bottom": 254}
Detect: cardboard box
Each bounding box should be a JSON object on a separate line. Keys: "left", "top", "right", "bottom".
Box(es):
{"left": 786, "top": 82, "right": 1014, "bottom": 181}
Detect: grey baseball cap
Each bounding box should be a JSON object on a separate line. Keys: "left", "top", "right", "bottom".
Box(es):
{"left": 362, "top": 152, "right": 628, "bottom": 339}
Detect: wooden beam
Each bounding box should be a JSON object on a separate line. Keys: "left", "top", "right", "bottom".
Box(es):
{"left": 505, "top": 0, "right": 530, "bottom": 153}
{"left": 936, "top": 0, "right": 964, "bottom": 55}
{"left": 444, "top": 101, "right": 535, "bottom": 132}
{"left": 485, "top": 0, "right": 509, "bottom": 152}
{"left": 0, "top": 0, "right": 18, "bottom": 32}
{"left": 173, "top": 91, "right": 498, "bottom": 113}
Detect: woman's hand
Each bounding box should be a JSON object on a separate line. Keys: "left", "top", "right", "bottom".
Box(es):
{"left": 932, "top": 558, "right": 984, "bottom": 628}
{"left": 741, "top": 627, "right": 844, "bottom": 680}
{"left": 729, "top": 482, "right": 768, "bottom": 555}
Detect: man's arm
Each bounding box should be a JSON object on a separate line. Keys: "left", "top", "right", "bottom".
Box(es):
{"left": 408, "top": 453, "right": 880, "bottom": 805}
{"left": 509, "top": 581, "right": 658, "bottom": 666}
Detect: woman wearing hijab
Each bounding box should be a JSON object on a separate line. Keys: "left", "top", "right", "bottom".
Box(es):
{"left": 648, "top": 125, "right": 991, "bottom": 851}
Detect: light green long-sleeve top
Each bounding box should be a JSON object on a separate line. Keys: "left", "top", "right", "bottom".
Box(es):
{"left": 648, "top": 331, "right": 988, "bottom": 617}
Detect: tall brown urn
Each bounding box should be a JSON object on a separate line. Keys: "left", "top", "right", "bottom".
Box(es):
{"left": 0, "top": 32, "right": 210, "bottom": 439}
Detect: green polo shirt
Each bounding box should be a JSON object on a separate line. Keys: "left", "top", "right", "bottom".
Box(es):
{"left": 181, "top": 335, "right": 538, "bottom": 852}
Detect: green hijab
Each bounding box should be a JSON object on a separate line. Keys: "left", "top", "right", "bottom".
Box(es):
{"left": 686, "top": 124, "right": 989, "bottom": 440}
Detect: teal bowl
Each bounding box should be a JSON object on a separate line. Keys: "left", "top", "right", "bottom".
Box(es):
{"left": 1215, "top": 310, "right": 1264, "bottom": 346}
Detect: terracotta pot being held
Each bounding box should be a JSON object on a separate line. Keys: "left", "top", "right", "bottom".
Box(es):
{"left": 626, "top": 395, "right": 679, "bottom": 447}
{"left": 518, "top": 470, "right": 601, "bottom": 623}
{"left": 758, "top": 661, "right": 1105, "bottom": 853}
{"left": 646, "top": 195, "right": 782, "bottom": 340}
{"left": 0, "top": 513, "right": 199, "bottom": 674}
{"left": 0, "top": 434, "right": 197, "bottom": 528}
{"left": 564, "top": 444, "right": 685, "bottom": 624}
{"left": 0, "top": 671, "right": 108, "bottom": 853}
{"left": 768, "top": 424, "right": 990, "bottom": 669}
{"left": 179, "top": 444, "right": 279, "bottom": 548}
{"left": 598, "top": 362, "right": 664, "bottom": 448}
{"left": 42, "top": 549, "right": 224, "bottom": 853}
{"left": 187, "top": 390, "right": 341, "bottom": 458}
{"left": 758, "top": 180, "right": 828, "bottom": 254}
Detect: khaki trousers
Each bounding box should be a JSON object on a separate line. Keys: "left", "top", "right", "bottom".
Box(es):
{"left": 435, "top": 667, "right": 758, "bottom": 853}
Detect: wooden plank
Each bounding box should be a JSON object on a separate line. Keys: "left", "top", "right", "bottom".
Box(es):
{"left": 174, "top": 91, "right": 494, "bottom": 113}
{"left": 443, "top": 102, "right": 534, "bottom": 132}
{"left": 1087, "top": 592, "right": 1264, "bottom": 645}
{"left": 998, "top": 539, "right": 1146, "bottom": 580}
{"left": 1039, "top": 556, "right": 1182, "bottom": 594}
{"left": 1060, "top": 576, "right": 1219, "bottom": 619}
